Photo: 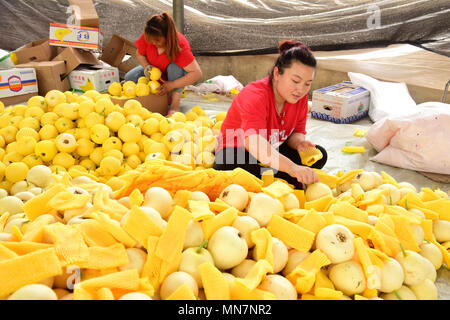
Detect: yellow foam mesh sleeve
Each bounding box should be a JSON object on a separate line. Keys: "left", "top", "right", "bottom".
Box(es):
{"left": 312, "top": 169, "right": 338, "bottom": 189}
{"left": 198, "top": 262, "right": 230, "bottom": 300}
{"left": 342, "top": 146, "right": 366, "bottom": 153}
{"left": 44, "top": 222, "right": 89, "bottom": 266}
{"left": 0, "top": 248, "right": 62, "bottom": 297}
{"left": 76, "top": 219, "right": 119, "bottom": 247}
{"left": 96, "top": 287, "right": 115, "bottom": 300}
{"left": 299, "top": 148, "right": 323, "bottom": 166}
{"left": 267, "top": 214, "right": 315, "bottom": 253}
{"left": 23, "top": 183, "right": 66, "bottom": 221}
{"left": 296, "top": 210, "right": 327, "bottom": 234}
{"left": 76, "top": 269, "right": 140, "bottom": 292}
{"left": 92, "top": 211, "right": 137, "bottom": 248}
{"left": 155, "top": 205, "right": 192, "bottom": 262}
{"left": 230, "top": 280, "right": 276, "bottom": 300}
{"left": 141, "top": 236, "right": 163, "bottom": 291}
{"left": 0, "top": 243, "right": 18, "bottom": 261}
{"left": 188, "top": 200, "right": 216, "bottom": 222}
{"left": 250, "top": 227, "right": 274, "bottom": 268}
{"left": 234, "top": 259, "right": 273, "bottom": 291}
{"left": 48, "top": 191, "right": 91, "bottom": 211}
{"left": 202, "top": 206, "right": 238, "bottom": 240}
{"left": 123, "top": 206, "right": 164, "bottom": 248}
{"left": 129, "top": 188, "right": 144, "bottom": 207}
{"left": 262, "top": 180, "right": 294, "bottom": 199}
{"left": 304, "top": 195, "right": 334, "bottom": 212}
{"left": 336, "top": 169, "right": 363, "bottom": 185}
{"left": 165, "top": 283, "right": 197, "bottom": 300}
{"left": 329, "top": 201, "right": 368, "bottom": 223}
{"left": 0, "top": 241, "right": 53, "bottom": 255}
{"left": 77, "top": 243, "right": 130, "bottom": 270}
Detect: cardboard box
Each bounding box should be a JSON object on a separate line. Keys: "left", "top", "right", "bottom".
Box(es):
{"left": 49, "top": 23, "right": 103, "bottom": 52}
{"left": 311, "top": 81, "right": 370, "bottom": 123}
{"left": 0, "top": 68, "right": 38, "bottom": 106}
{"left": 100, "top": 34, "right": 138, "bottom": 72}
{"left": 52, "top": 47, "right": 100, "bottom": 77}
{"left": 16, "top": 61, "right": 70, "bottom": 96}
{"left": 68, "top": 66, "right": 120, "bottom": 93}
{"left": 111, "top": 94, "right": 169, "bottom": 116}
{"left": 67, "top": 0, "right": 99, "bottom": 28}
{"left": 14, "top": 38, "right": 58, "bottom": 64}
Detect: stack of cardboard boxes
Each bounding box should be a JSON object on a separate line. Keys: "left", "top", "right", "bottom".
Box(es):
{"left": 0, "top": 0, "right": 119, "bottom": 106}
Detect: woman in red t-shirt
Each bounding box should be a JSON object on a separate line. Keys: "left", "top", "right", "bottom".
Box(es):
{"left": 124, "top": 12, "right": 202, "bottom": 114}
{"left": 214, "top": 40, "right": 327, "bottom": 189}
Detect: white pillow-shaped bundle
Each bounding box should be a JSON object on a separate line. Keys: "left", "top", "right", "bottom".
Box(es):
{"left": 366, "top": 102, "right": 450, "bottom": 174}
{"left": 348, "top": 72, "right": 417, "bottom": 122}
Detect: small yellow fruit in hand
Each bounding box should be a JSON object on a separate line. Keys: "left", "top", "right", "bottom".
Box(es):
{"left": 149, "top": 67, "right": 162, "bottom": 81}
{"left": 90, "top": 124, "right": 110, "bottom": 144}
{"left": 56, "top": 133, "right": 77, "bottom": 153}
{"left": 118, "top": 123, "right": 141, "bottom": 143}
{"left": 108, "top": 82, "right": 122, "bottom": 97}
{"left": 35, "top": 140, "right": 58, "bottom": 162}
{"left": 105, "top": 111, "right": 126, "bottom": 132}
{"left": 136, "top": 83, "right": 150, "bottom": 97}
{"left": 5, "top": 162, "right": 29, "bottom": 183}
{"left": 122, "top": 81, "right": 136, "bottom": 98}
{"left": 215, "top": 112, "right": 227, "bottom": 122}
{"left": 100, "top": 156, "right": 122, "bottom": 176}
{"left": 148, "top": 80, "right": 160, "bottom": 94}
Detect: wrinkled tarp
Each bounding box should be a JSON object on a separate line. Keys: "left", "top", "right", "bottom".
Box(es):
{"left": 0, "top": 0, "right": 449, "bottom": 57}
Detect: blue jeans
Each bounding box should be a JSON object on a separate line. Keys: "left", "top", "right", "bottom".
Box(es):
{"left": 124, "top": 62, "right": 186, "bottom": 93}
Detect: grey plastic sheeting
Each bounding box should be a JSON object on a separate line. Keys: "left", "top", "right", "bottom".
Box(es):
{"left": 0, "top": 0, "right": 449, "bottom": 57}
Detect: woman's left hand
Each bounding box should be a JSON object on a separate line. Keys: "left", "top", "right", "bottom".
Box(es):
{"left": 157, "top": 79, "right": 175, "bottom": 96}
{"left": 296, "top": 140, "right": 316, "bottom": 152}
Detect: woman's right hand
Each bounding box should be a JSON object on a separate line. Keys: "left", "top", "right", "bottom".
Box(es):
{"left": 288, "top": 165, "right": 319, "bottom": 185}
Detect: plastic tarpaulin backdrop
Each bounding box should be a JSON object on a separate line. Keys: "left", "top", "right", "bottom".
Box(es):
{"left": 0, "top": 0, "right": 449, "bottom": 57}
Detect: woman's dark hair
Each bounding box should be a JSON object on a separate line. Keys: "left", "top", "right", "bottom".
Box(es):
{"left": 269, "top": 40, "right": 316, "bottom": 83}
{"left": 144, "top": 12, "right": 180, "bottom": 61}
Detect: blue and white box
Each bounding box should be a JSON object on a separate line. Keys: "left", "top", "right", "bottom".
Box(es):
{"left": 311, "top": 81, "right": 370, "bottom": 123}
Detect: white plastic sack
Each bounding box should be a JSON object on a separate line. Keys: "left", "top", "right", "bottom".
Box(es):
{"left": 206, "top": 75, "right": 244, "bottom": 93}
{"left": 366, "top": 102, "right": 450, "bottom": 174}
{"left": 348, "top": 72, "right": 417, "bottom": 122}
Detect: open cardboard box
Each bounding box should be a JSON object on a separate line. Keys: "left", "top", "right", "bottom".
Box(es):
{"left": 16, "top": 61, "right": 70, "bottom": 96}
{"left": 52, "top": 47, "right": 101, "bottom": 77}
{"left": 100, "top": 34, "right": 139, "bottom": 73}
{"left": 111, "top": 94, "right": 169, "bottom": 116}
{"left": 14, "top": 38, "right": 59, "bottom": 64}
{"left": 67, "top": 0, "right": 99, "bottom": 28}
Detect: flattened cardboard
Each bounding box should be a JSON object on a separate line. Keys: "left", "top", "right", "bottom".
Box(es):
{"left": 111, "top": 94, "right": 168, "bottom": 116}
{"left": 14, "top": 38, "right": 58, "bottom": 64}
{"left": 68, "top": 0, "right": 99, "bottom": 28}
{"left": 16, "top": 61, "right": 70, "bottom": 96}
{"left": 52, "top": 47, "right": 100, "bottom": 77}
{"left": 100, "top": 34, "right": 138, "bottom": 72}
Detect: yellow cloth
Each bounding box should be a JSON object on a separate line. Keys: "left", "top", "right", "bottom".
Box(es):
{"left": 76, "top": 219, "right": 119, "bottom": 247}
{"left": 122, "top": 206, "right": 164, "bottom": 248}
{"left": 198, "top": 262, "right": 230, "bottom": 300}
{"left": 267, "top": 214, "right": 315, "bottom": 253}
{"left": 202, "top": 206, "right": 238, "bottom": 240}
{"left": 155, "top": 205, "right": 192, "bottom": 262}
{"left": 0, "top": 247, "right": 62, "bottom": 297}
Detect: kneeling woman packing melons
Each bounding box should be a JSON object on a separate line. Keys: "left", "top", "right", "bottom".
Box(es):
{"left": 214, "top": 40, "right": 327, "bottom": 189}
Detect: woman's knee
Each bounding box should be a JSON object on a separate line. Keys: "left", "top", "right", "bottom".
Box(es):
{"left": 167, "top": 62, "right": 186, "bottom": 81}
{"left": 124, "top": 66, "right": 145, "bottom": 83}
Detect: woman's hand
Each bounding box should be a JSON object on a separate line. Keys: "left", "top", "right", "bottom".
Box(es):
{"left": 288, "top": 165, "right": 319, "bottom": 185}
{"left": 296, "top": 140, "right": 316, "bottom": 152}
{"left": 157, "top": 79, "right": 175, "bottom": 96}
